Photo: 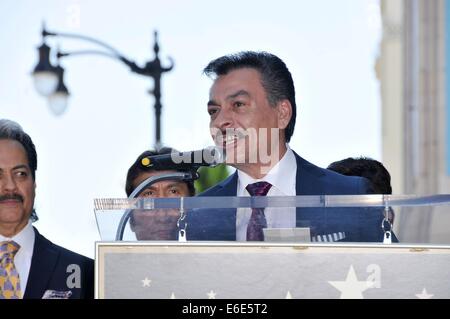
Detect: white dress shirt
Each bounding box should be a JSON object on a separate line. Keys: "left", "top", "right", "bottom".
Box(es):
{"left": 236, "top": 147, "right": 297, "bottom": 241}
{"left": 0, "top": 220, "right": 35, "bottom": 296}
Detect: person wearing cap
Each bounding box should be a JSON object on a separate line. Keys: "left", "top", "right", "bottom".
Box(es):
{"left": 125, "top": 147, "right": 195, "bottom": 240}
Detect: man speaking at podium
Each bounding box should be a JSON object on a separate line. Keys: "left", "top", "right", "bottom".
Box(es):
{"left": 187, "top": 51, "right": 383, "bottom": 243}
{"left": 0, "top": 119, "right": 93, "bottom": 299}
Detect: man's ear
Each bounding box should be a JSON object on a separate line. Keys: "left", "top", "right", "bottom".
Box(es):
{"left": 278, "top": 99, "right": 292, "bottom": 130}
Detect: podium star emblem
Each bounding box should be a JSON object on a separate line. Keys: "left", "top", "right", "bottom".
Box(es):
{"left": 141, "top": 277, "right": 152, "bottom": 287}
{"left": 416, "top": 288, "right": 433, "bottom": 299}
{"left": 328, "top": 265, "right": 372, "bottom": 299}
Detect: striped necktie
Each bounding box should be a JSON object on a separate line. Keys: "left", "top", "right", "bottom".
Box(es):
{"left": 0, "top": 241, "right": 22, "bottom": 299}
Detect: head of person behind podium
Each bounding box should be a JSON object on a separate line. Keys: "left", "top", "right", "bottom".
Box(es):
{"left": 0, "top": 118, "right": 93, "bottom": 299}
{"left": 125, "top": 147, "right": 196, "bottom": 240}
{"left": 327, "top": 156, "right": 395, "bottom": 225}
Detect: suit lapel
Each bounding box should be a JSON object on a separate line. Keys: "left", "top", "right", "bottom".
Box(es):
{"left": 218, "top": 172, "right": 238, "bottom": 196}
{"left": 217, "top": 173, "right": 238, "bottom": 239}
{"left": 293, "top": 152, "right": 327, "bottom": 235}
{"left": 294, "top": 151, "right": 325, "bottom": 195}
{"left": 23, "top": 228, "right": 59, "bottom": 299}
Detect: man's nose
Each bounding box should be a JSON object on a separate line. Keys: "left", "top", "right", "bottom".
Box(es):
{"left": 0, "top": 174, "right": 18, "bottom": 193}
{"left": 154, "top": 189, "right": 166, "bottom": 198}
{"left": 213, "top": 107, "right": 234, "bottom": 131}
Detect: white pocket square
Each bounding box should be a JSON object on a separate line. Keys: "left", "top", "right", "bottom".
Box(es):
{"left": 42, "top": 290, "right": 73, "bottom": 299}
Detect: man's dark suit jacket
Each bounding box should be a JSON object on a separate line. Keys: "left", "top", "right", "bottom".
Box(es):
{"left": 23, "top": 228, "right": 94, "bottom": 299}
{"left": 186, "top": 151, "right": 388, "bottom": 243}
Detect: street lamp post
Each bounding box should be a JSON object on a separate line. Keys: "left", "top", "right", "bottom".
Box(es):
{"left": 32, "top": 24, "right": 174, "bottom": 148}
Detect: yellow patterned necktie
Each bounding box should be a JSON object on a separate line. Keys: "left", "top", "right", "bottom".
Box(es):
{"left": 0, "top": 241, "right": 22, "bottom": 299}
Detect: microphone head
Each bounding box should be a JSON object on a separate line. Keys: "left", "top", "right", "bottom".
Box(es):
{"left": 140, "top": 146, "right": 226, "bottom": 169}
{"left": 203, "top": 146, "right": 226, "bottom": 166}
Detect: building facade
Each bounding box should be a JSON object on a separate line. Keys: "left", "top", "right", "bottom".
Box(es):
{"left": 378, "top": 0, "right": 449, "bottom": 243}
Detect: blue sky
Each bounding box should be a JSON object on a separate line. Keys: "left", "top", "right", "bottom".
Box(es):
{"left": 0, "top": 0, "right": 382, "bottom": 257}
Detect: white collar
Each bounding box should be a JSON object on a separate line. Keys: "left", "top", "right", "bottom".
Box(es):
{"left": 0, "top": 220, "right": 35, "bottom": 255}
{"left": 237, "top": 147, "right": 297, "bottom": 196}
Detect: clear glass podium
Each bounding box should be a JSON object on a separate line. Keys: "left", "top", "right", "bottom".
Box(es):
{"left": 94, "top": 194, "right": 450, "bottom": 299}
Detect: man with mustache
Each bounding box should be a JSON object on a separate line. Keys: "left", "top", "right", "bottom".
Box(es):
{"left": 0, "top": 119, "right": 93, "bottom": 299}
{"left": 125, "top": 148, "right": 195, "bottom": 240}
{"left": 187, "top": 51, "right": 384, "bottom": 243}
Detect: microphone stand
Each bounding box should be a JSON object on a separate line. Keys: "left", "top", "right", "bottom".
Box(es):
{"left": 115, "top": 171, "right": 198, "bottom": 241}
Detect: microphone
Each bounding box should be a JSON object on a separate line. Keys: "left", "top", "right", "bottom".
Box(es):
{"left": 141, "top": 146, "right": 225, "bottom": 170}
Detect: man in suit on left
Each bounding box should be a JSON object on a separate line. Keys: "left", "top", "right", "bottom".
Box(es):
{"left": 0, "top": 119, "right": 93, "bottom": 299}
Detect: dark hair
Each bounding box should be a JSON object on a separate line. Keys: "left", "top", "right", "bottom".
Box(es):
{"left": 203, "top": 51, "right": 297, "bottom": 143}
{"left": 0, "top": 119, "right": 38, "bottom": 222}
{"left": 125, "top": 147, "right": 196, "bottom": 197}
{"left": 327, "top": 157, "right": 392, "bottom": 194}
{"left": 0, "top": 119, "right": 37, "bottom": 180}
